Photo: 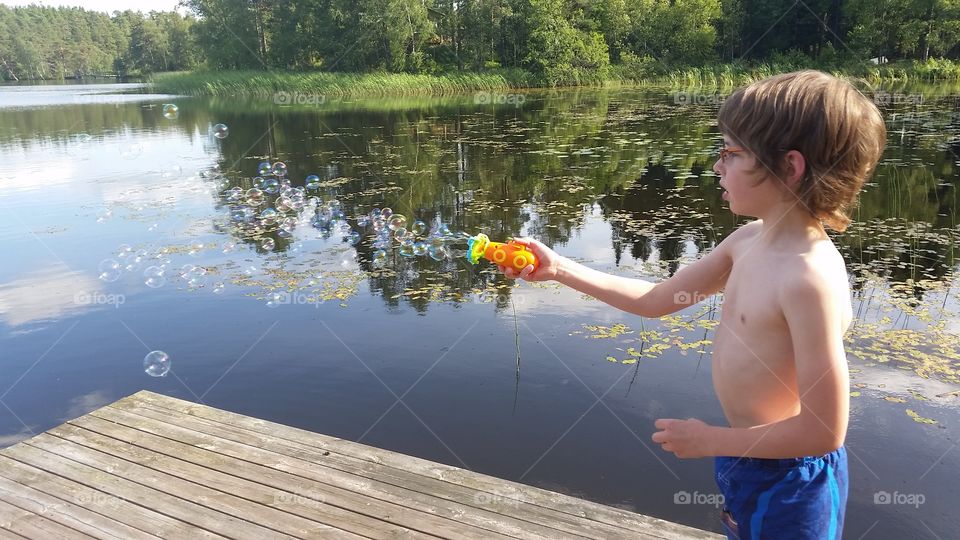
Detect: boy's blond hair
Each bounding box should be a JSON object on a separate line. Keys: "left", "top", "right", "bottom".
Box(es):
{"left": 717, "top": 70, "right": 886, "bottom": 232}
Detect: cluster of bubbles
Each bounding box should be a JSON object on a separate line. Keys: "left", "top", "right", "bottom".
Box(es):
{"left": 360, "top": 208, "right": 463, "bottom": 268}
{"left": 217, "top": 160, "right": 475, "bottom": 269}
{"left": 96, "top": 244, "right": 226, "bottom": 294}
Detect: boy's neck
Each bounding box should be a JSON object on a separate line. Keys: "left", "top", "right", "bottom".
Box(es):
{"left": 755, "top": 203, "right": 828, "bottom": 251}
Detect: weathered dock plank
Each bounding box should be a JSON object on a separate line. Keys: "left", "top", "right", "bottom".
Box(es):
{"left": 0, "top": 391, "right": 722, "bottom": 539}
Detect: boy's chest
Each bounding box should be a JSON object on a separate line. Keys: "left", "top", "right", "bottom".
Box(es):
{"left": 721, "top": 260, "right": 787, "bottom": 333}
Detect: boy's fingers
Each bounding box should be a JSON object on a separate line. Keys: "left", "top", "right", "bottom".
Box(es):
{"left": 652, "top": 431, "right": 666, "bottom": 444}
{"left": 654, "top": 418, "right": 674, "bottom": 430}
{"left": 518, "top": 264, "right": 534, "bottom": 280}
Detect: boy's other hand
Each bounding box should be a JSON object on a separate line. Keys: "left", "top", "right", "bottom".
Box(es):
{"left": 498, "top": 237, "right": 561, "bottom": 282}
{"left": 652, "top": 418, "right": 712, "bottom": 459}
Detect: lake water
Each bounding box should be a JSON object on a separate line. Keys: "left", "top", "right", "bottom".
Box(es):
{"left": 0, "top": 82, "right": 957, "bottom": 537}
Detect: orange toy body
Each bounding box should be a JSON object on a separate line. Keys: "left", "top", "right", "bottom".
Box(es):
{"left": 484, "top": 241, "right": 538, "bottom": 271}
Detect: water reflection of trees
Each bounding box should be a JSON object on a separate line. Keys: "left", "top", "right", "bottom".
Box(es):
{"left": 210, "top": 91, "right": 960, "bottom": 309}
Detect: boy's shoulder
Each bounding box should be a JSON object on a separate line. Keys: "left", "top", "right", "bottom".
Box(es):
{"left": 727, "top": 219, "right": 847, "bottom": 293}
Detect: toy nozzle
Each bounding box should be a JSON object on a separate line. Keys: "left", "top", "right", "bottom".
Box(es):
{"left": 466, "top": 233, "right": 489, "bottom": 264}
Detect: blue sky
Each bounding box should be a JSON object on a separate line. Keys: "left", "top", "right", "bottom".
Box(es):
{"left": 1, "top": 1, "right": 185, "bottom": 14}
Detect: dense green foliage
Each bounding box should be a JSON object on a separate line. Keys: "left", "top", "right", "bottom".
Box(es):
{"left": 0, "top": 5, "right": 198, "bottom": 80}
{"left": 4, "top": 1, "right": 960, "bottom": 84}
{"left": 179, "top": 0, "right": 960, "bottom": 85}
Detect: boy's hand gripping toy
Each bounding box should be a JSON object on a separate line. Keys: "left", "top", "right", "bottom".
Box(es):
{"left": 466, "top": 233, "right": 538, "bottom": 272}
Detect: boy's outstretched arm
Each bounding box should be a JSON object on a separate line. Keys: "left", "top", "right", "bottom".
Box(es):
{"left": 503, "top": 235, "right": 735, "bottom": 318}
{"left": 653, "top": 267, "right": 850, "bottom": 459}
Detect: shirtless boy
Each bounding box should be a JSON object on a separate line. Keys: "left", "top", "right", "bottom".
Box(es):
{"left": 500, "top": 71, "right": 886, "bottom": 538}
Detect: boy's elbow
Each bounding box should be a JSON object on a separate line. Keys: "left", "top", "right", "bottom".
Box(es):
{"left": 805, "top": 417, "right": 846, "bottom": 455}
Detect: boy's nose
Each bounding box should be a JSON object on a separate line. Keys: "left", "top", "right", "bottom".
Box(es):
{"left": 713, "top": 158, "right": 723, "bottom": 176}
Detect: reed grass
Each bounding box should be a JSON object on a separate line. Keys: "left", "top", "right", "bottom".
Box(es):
{"left": 151, "top": 58, "right": 960, "bottom": 98}
{"left": 151, "top": 69, "right": 539, "bottom": 97}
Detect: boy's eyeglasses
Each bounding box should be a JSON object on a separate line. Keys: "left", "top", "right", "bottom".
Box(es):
{"left": 718, "top": 147, "right": 745, "bottom": 162}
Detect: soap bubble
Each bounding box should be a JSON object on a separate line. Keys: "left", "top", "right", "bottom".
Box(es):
{"left": 187, "top": 274, "right": 206, "bottom": 288}
{"left": 393, "top": 227, "right": 408, "bottom": 240}
{"left": 96, "top": 208, "right": 113, "bottom": 223}
{"left": 413, "top": 242, "right": 428, "bottom": 256}
{"left": 115, "top": 244, "right": 133, "bottom": 257}
{"left": 257, "top": 162, "right": 272, "bottom": 176}
{"left": 98, "top": 259, "right": 121, "bottom": 282}
{"left": 162, "top": 103, "right": 178, "bottom": 119}
{"left": 275, "top": 196, "right": 293, "bottom": 213}
{"left": 387, "top": 214, "right": 407, "bottom": 231}
{"left": 212, "top": 282, "right": 225, "bottom": 294}
{"left": 120, "top": 143, "right": 143, "bottom": 160}
{"left": 260, "top": 237, "right": 275, "bottom": 251}
{"left": 356, "top": 214, "right": 370, "bottom": 227}
{"left": 428, "top": 245, "right": 449, "bottom": 261}
{"left": 398, "top": 244, "right": 415, "bottom": 257}
{"left": 245, "top": 188, "right": 265, "bottom": 206}
{"left": 381, "top": 207, "right": 393, "bottom": 219}
{"left": 372, "top": 249, "right": 388, "bottom": 267}
{"left": 369, "top": 208, "right": 382, "bottom": 219}
{"left": 143, "top": 266, "right": 165, "bottom": 288}
{"left": 212, "top": 123, "right": 229, "bottom": 139}
{"left": 262, "top": 178, "right": 280, "bottom": 195}
{"left": 280, "top": 217, "right": 298, "bottom": 234}
{"left": 222, "top": 241, "right": 237, "bottom": 253}
{"left": 243, "top": 265, "right": 259, "bottom": 276}
{"left": 411, "top": 221, "right": 428, "bottom": 236}
{"left": 260, "top": 207, "right": 278, "bottom": 223}
{"left": 271, "top": 162, "right": 288, "bottom": 177}
{"left": 339, "top": 250, "right": 358, "bottom": 269}
{"left": 143, "top": 350, "right": 171, "bottom": 377}
{"left": 305, "top": 175, "right": 321, "bottom": 190}
{"left": 344, "top": 230, "right": 361, "bottom": 246}
{"left": 372, "top": 217, "right": 386, "bottom": 232}
{"left": 225, "top": 187, "right": 243, "bottom": 202}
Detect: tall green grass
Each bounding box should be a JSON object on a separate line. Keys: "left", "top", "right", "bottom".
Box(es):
{"left": 150, "top": 69, "right": 540, "bottom": 97}
{"left": 151, "top": 58, "right": 960, "bottom": 98}
{"left": 653, "top": 58, "right": 960, "bottom": 88}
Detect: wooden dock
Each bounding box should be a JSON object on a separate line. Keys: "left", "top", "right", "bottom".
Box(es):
{"left": 0, "top": 390, "right": 721, "bottom": 539}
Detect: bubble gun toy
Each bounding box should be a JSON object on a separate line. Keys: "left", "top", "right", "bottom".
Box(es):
{"left": 466, "top": 233, "right": 538, "bottom": 272}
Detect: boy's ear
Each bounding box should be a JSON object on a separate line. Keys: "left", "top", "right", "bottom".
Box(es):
{"left": 782, "top": 150, "right": 807, "bottom": 190}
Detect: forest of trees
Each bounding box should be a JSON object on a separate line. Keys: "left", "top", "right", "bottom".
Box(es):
{"left": 2, "top": 1, "right": 960, "bottom": 82}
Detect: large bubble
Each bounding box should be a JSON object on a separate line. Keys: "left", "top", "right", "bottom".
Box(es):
{"left": 143, "top": 350, "right": 171, "bottom": 377}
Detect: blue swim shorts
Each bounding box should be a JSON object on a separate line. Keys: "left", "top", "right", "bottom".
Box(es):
{"left": 714, "top": 447, "right": 847, "bottom": 540}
